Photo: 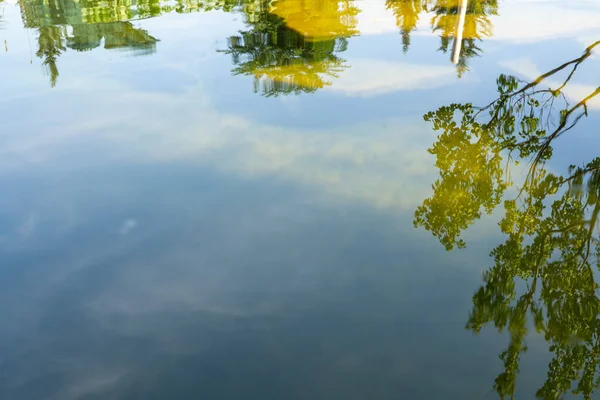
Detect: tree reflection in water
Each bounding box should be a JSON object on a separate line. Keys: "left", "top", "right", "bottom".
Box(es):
{"left": 415, "top": 40, "right": 600, "bottom": 399}
{"left": 386, "top": 0, "right": 497, "bottom": 76}
{"left": 19, "top": 0, "right": 174, "bottom": 86}
{"left": 221, "top": 0, "right": 356, "bottom": 97}
{"left": 18, "top": 0, "right": 357, "bottom": 93}
{"left": 14, "top": 0, "right": 504, "bottom": 90}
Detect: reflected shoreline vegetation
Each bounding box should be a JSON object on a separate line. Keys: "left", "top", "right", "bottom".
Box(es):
{"left": 10, "top": 0, "right": 498, "bottom": 90}
{"left": 416, "top": 40, "right": 600, "bottom": 399}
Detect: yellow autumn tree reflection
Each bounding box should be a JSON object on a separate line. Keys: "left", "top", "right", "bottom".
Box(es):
{"left": 385, "top": 0, "right": 497, "bottom": 74}
{"left": 416, "top": 41, "right": 600, "bottom": 399}
{"left": 270, "top": 0, "right": 360, "bottom": 40}
{"left": 431, "top": 0, "right": 495, "bottom": 40}
{"left": 222, "top": 0, "right": 354, "bottom": 96}
{"left": 251, "top": 59, "right": 348, "bottom": 95}
{"left": 431, "top": 0, "right": 497, "bottom": 75}
{"left": 385, "top": 0, "right": 430, "bottom": 52}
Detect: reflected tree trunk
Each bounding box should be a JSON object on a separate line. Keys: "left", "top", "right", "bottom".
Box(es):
{"left": 450, "top": 0, "right": 467, "bottom": 64}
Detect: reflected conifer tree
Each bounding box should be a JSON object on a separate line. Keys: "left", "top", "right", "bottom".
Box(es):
{"left": 415, "top": 40, "right": 600, "bottom": 398}
{"left": 36, "top": 25, "right": 66, "bottom": 87}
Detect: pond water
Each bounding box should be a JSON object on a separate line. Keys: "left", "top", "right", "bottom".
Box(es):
{"left": 1, "top": 0, "right": 600, "bottom": 398}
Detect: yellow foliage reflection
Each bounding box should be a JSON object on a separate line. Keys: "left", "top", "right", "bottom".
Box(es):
{"left": 431, "top": 0, "right": 496, "bottom": 40}
{"left": 270, "top": 0, "right": 360, "bottom": 41}
{"left": 252, "top": 58, "right": 348, "bottom": 94}
{"left": 385, "top": 0, "right": 429, "bottom": 52}
{"left": 385, "top": 0, "right": 497, "bottom": 75}
{"left": 222, "top": 1, "right": 351, "bottom": 96}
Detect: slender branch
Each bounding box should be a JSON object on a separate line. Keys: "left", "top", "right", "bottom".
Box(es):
{"left": 513, "top": 40, "right": 600, "bottom": 96}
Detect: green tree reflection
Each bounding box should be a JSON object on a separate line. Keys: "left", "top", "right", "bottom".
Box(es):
{"left": 415, "top": 40, "right": 600, "bottom": 398}
{"left": 36, "top": 26, "right": 66, "bottom": 87}
{"left": 20, "top": 0, "right": 167, "bottom": 86}
{"left": 18, "top": 0, "right": 356, "bottom": 92}
{"left": 18, "top": 0, "right": 246, "bottom": 87}
{"left": 221, "top": 0, "right": 357, "bottom": 96}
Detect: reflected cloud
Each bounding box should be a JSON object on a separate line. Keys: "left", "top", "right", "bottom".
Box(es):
{"left": 0, "top": 70, "right": 439, "bottom": 212}
{"left": 17, "top": 211, "right": 37, "bottom": 237}
{"left": 134, "top": 111, "right": 437, "bottom": 210}
{"left": 118, "top": 219, "right": 138, "bottom": 236}
{"left": 489, "top": 2, "right": 600, "bottom": 43}
{"left": 325, "top": 59, "right": 456, "bottom": 96}
{"left": 408, "top": 2, "right": 600, "bottom": 43}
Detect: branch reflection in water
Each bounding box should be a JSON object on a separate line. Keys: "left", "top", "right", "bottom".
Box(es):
{"left": 415, "top": 40, "right": 600, "bottom": 399}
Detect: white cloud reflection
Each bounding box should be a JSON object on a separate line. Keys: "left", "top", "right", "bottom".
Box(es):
{"left": 402, "top": 1, "right": 600, "bottom": 45}
{"left": 0, "top": 71, "right": 440, "bottom": 215}
{"left": 324, "top": 60, "right": 456, "bottom": 97}
{"left": 488, "top": 1, "right": 600, "bottom": 43}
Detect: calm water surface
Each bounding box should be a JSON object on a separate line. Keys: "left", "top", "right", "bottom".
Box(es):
{"left": 1, "top": 0, "right": 600, "bottom": 398}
